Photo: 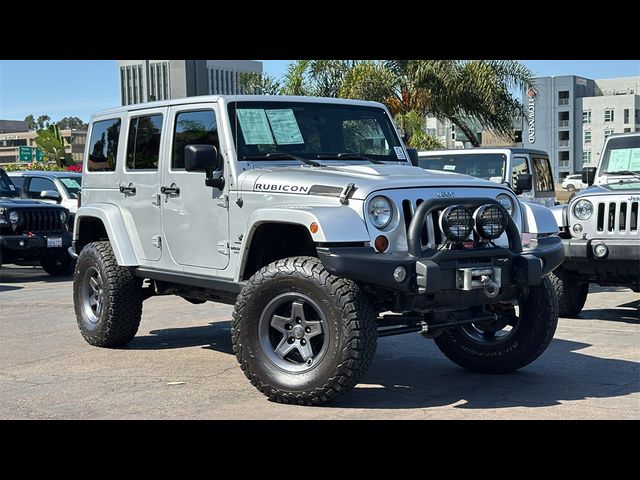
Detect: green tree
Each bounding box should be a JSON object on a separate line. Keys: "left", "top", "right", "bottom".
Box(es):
{"left": 36, "top": 115, "right": 51, "bottom": 130}
{"left": 57, "top": 116, "right": 87, "bottom": 130}
{"left": 34, "top": 124, "right": 73, "bottom": 167}
{"left": 24, "top": 114, "right": 37, "bottom": 131}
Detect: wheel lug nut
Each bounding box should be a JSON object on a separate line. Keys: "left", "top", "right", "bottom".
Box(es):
{"left": 300, "top": 339, "right": 306, "bottom": 346}
{"left": 306, "top": 359, "right": 312, "bottom": 365}
{"left": 288, "top": 337, "right": 295, "bottom": 344}
{"left": 305, "top": 327, "right": 311, "bottom": 333}
{"left": 296, "top": 318, "right": 302, "bottom": 324}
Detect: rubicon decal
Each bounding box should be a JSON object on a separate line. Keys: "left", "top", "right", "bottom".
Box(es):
{"left": 255, "top": 183, "right": 310, "bottom": 193}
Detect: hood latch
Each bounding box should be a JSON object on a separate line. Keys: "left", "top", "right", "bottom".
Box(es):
{"left": 339, "top": 183, "right": 357, "bottom": 205}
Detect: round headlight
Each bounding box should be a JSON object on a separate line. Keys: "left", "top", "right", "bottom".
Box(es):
{"left": 59, "top": 210, "right": 67, "bottom": 223}
{"left": 9, "top": 211, "right": 19, "bottom": 224}
{"left": 474, "top": 204, "right": 508, "bottom": 240}
{"left": 368, "top": 196, "right": 393, "bottom": 229}
{"left": 573, "top": 199, "right": 593, "bottom": 221}
{"left": 496, "top": 193, "right": 514, "bottom": 216}
{"left": 439, "top": 205, "right": 474, "bottom": 242}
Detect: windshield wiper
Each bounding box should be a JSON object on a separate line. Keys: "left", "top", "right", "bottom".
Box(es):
{"left": 603, "top": 170, "right": 640, "bottom": 180}
{"left": 316, "top": 152, "right": 383, "bottom": 164}
{"left": 244, "top": 152, "right": 321, "bottom": 167}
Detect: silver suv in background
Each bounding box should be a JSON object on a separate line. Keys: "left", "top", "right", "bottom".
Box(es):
{"left": 8, "top": 171, "right": 82, "bottom": 214}
{"left": 561, "top": 174, "right": 584, "bottom": 193}
{"left": 417, "top": 148, "right": 557, "bottom": 207}
{"left": 71, "top": 95, "right": 564, "bottom": 405}
{"left": 550, "top": 132, "right": 639, "bottom": 317}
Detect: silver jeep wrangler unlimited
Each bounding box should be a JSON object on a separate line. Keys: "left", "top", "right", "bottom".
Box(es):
{"left": 550, "top": 132, "right": 639, "bottom": 317}
{"left": 71, "top": 96, "right": 564, "bottom": 405}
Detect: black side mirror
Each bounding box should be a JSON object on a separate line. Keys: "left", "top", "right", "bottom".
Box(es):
{"left": 185, "top": 145, "right": 224, "bottom": 189}
{"left": 514, "top": 173, "right": 532, "bottom": 193}
{"left": 406, "top": 148, "right": 419, "bottom": 167}
{"left": 582, "top": 167, "right": 596, "bottom": 186}
{"left": 40, "top": 190, "right": 62, "bottom": 202}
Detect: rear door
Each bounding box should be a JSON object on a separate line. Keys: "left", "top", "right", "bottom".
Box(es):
{"left": 119, "top": 108, "right": 166, "bottom": 262}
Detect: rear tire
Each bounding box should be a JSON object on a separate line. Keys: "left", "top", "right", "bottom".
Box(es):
{"left": 232, "top": 256, "right": 377, "bottom": 405}
{"left": 73, "top": 241, "right": 143, "bottom": 347}
{"left": 434, "top": 277, "right": 558, "bottom": 374}
{"left": 41, "top": 252, "right": 75, "bottom": 276}
{"left": 549, "top": 267, "right": 589, "bottom": 317}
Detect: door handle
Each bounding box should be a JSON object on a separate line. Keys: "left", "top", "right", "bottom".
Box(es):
{"left": 161, "top": 185, "right": 180, "bottom": 196}
{"left": 119, "top": 184, "right": 136, "bottom": 195}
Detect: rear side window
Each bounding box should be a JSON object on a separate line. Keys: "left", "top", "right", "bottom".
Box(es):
{"left": 127, "top": 114, "right": 163, "bottom": 170}
{"left": 88, "top": 118, "right": 121, "bottom": 172}
{"left": 172, "top": 110, "right": 218, "bottom": 169}
{"left": 532, "top": 157, "right": 554, "bottom": 192}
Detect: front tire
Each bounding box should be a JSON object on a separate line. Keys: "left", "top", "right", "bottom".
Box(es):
{"left": 41, "top": 252, "right": 75, "bottom": 276}
{"left": 73, "top": 241, "right": 143, "bottom": 347}
{"left": 434, "top": 277, "right": 558, "bottom": 374}
{"left": 232, "top": 256, "right": 377, "bottom": 405}
{"left": 549, "top": 267, "right": 589, "bottom": 317}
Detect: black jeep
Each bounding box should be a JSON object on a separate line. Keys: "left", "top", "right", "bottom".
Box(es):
{"left": 0, "top": 167, "right": 74, "bottom": 276}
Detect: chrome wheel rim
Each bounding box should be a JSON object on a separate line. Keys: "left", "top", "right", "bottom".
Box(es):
{"left": 258, "top": 293, "right": 329, "bottom": 373}
{"left": 82, "top": 266, "right": 104, "bottom": 327}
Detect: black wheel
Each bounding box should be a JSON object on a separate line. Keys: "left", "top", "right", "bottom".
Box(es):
{"left": 41, "top": 252, "right": 75, "bottom": 276}
{"left": 232, "top": 256, "right": 377, "bottom": 405}
{"left": 73, "top": 241, "right": 143, "bottom": 347}
{"left": 549, "top": 267, "right": 589, "bottom": 317}
{"left": 566, "top": 184, "right": 576, "bottom": 192}
{"left": 434, "top": 276, "right": 558, "bottom": 374}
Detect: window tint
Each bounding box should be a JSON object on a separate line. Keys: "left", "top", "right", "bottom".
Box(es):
{"left": 343, "top": 118, "right": 390, "bottom": 156}
{"left": 88, "top": 119, "right": 121, "bottom": 172}
{"left": 532, "top": 157, "right": 554, "bottom": 192}
{"left": 27, "top": 177, "right": 56, "bottom": 198}
{"left": 10, "top": 176, "right": 25, "bottom": 189}
{"left": 172, "top": 110, "right": 218, "bottom": 169}
{"left": 127, "top": 114, "right": 163, "bottom": 170}
{"left": 511, "top": 156, "right": 530, "bottom": 185}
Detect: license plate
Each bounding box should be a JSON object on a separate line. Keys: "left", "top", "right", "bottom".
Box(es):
{"left": 47, "top": 237, "right": 62, "bottom": 248}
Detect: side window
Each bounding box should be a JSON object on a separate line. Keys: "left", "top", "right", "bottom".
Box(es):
{"left": 88, "top": 118, "right": 121, "bottom": 172}
{"left": 10, "top": 176, "right": 24, "bottom": 194}
{"left": 172, "top": 110, "right": 218, "bottom": 169}
{"left": 512, "top": 156, "right": 530, "bottom": 185}
{"left": 532, "top": 157, "right": 554, "bottom": 192}
{"left": 26, "top": 177, "right": 56, "bottom": 198}
{"left": 127, "top": 114, "right": 163, "bottom": 170}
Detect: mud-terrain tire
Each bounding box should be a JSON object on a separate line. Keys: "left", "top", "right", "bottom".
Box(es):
{"left": 232, "top": 256, "right": 377, "bottom": 405}
{"left": 549, "top": 267, "right": 589, "bottom": 317}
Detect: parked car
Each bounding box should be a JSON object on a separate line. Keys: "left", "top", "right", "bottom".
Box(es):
{"left": 561, "top": 174, "right": 584, "bottom": 192}
{"left": 8, "top": 171, "right": 82, "bottom": 214}
{"left": 70, "top": 95, "right": 563, "bottom": 405}
{"left": 0, "top": 167, "right": 74, "bottom": 275}
{"left": 416, "top": 148, "right": 557, "bottom": 207}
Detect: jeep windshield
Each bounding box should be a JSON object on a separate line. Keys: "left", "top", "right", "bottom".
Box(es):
{"left": 417, "top": 153, "right": 507, "bottom": 182}
{"left": 227, "top": 101, "right": 405, "bottom": 163}
{"left": 0, "top": 169, "right": 18, "bottom": 198}
{"left": 601, "top": 135, "right": 640, "bottom": 176}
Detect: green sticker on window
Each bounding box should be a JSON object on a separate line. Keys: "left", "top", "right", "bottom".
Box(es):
{"left": 237, "top": 109, "right": 274, "bottom": 145}
{"left": 629, "top": 148, "right": 640, "bottom": 171}
{"left": 266, "top": 109, "right": 304, "bottom": 145}
{"left": 60, "top": 178, "right": 81, "bottom": 189}
{"left": 607, "top": 148, "right": 632, "bottom": 172}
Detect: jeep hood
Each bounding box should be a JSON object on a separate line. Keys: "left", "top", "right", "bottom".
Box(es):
{"left": 0, "top": 197, "right": 63, "bottom": 208}
{"left": 238, "top": 163, "right": 510, "bottom": 200}
{"left": 573, "top": 180, "right": 640, "bottom": 200}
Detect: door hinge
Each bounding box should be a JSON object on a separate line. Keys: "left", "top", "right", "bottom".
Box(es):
{"left": 217, "top": 194, "right": 229, "bottom": 209}
{"left": 152, "top": 235, "right": 162, "bottom": 248}
{"left": 217, "top": 240, "right": 229, "bottom": 255}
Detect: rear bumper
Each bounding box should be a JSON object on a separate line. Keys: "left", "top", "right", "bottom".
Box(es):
{"left": 317, "top": 236, "right": 564, "bottom": 294}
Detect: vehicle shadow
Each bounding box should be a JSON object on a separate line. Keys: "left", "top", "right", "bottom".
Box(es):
{"left": 127, "top": 321, "right": 639, "bottom": 411}
{"left": 578, "top": 297, "right": 639, "bottom": 324}
{"left": 0, "top": 267, "right": 73, "bottom": 284}
{"left": 127, "top": 321, "right": 234, "bottom": 355}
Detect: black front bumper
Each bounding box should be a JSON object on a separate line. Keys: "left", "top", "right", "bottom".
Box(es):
{"left": 561, "top": 237, "right": 640, "bottom": 280}
{"left": 0, "top": 231, "right": 72, "bottom": 260}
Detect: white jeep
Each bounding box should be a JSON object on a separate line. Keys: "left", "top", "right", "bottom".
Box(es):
{"left": 71, "top": 95, "right": 564, "bottom": 405}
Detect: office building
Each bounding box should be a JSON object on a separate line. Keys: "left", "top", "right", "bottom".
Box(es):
{"left": 0, "top": 126, "right": 86, "bottom": 164}
{"left": 118, "top": 60, "right": 263, "bottom": 106}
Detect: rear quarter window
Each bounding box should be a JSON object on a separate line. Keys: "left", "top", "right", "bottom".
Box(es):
{"left": 532, "top": 157, "right": 554, "bottom": 192}
{"left": 87, "top": 118, "right": 121, "bottom": 172}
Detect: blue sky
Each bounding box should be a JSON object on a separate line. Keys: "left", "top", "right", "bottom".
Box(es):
{"left": 1, "top": 60, "right": 638, "bottom": 123}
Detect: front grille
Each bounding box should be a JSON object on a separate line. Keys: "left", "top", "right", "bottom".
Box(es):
{"left": 19, "top": 209, "right": 64, "bottom": 233}
{"left": 595, "top": 200, "right": 639, "bottom": 234}
{"left": 402, "top": 199, "right": 443, "bottom": 247}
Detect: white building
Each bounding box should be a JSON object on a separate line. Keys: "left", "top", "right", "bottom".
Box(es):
{"left": 117, "top": 60, "right": 263, "bottom": 106}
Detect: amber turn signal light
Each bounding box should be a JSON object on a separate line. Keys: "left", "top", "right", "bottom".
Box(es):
{"left": 374, "top": 235, "right": 389, "bottom": 252}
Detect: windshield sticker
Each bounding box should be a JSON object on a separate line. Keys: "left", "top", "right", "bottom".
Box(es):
{"left": 60, "top": 178, "right": 81, "bottom": 189}
{"left": 237, "top": 109, "right": 275, "bottom": 145}
{"left": 394, "top": 146, "right": 406, "bottom": 160}
{"left": 443, "top": 165, "right": 456, "bottom": 171}
{"left": 266, "top": 109, "right": 304, "bottom": 145}
{"left": 608, "top": 148, "right": 640, "bottom": 172}
{"left": 8, "top": 184, "right": 15, "bottom": 191}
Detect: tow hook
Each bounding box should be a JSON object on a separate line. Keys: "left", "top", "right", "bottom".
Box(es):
{"left": 480, "top": 275, "right": 499, "bottom": 298}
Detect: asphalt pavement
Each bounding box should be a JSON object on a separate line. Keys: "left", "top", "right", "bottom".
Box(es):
{"left": 1, "top": 264, "right": 638, "bottom": 419}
